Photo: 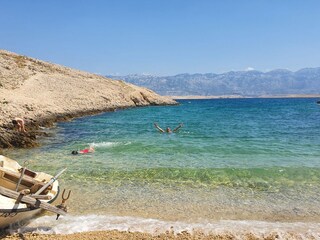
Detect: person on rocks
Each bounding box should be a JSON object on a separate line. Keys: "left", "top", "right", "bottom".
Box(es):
{"left": 12, "top": 117, "right": 26, "bottom": 133}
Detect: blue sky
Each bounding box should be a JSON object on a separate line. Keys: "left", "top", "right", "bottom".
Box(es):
{"left": 1, "top": 0, "right": 320, "bottom": 75}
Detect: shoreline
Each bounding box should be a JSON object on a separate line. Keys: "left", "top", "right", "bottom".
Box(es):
{"left": 170, "top": 94, "right": 320, "bottom": 100}
{"left": 2, "top": 216, "right": 320, "bottom": 240}
{"left": 0, "top": 103, "right": 177, "bottom": 149}
{"left": 0, "top": 105, "right": 156, "bottom": 149}
{"left": 0, "top": 230, "right": 287, "bottom": 240}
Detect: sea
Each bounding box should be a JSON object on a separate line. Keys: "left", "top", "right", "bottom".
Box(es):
{"left": 3, "top": 98, "right": 320, "bottom": 238}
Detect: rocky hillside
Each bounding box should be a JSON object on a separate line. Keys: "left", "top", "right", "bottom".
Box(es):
{"left": 0, "top": 50, "right": 176, "bottom": 149}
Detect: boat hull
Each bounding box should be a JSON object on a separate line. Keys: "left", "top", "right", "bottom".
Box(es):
{"left": 0, "top": 208, "right": 43, "bottom": 229}
{"left": 0, "top": 186, "right": 60, "bottom": 229}
{"left": 0, "top": 155, "right": 61, "bottom": 229}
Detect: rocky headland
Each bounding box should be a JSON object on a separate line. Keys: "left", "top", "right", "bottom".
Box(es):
{"left": 0, "top": 50, "right": 177, "bottom": 149}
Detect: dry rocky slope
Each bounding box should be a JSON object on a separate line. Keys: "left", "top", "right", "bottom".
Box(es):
{"left": 0, "top": 50, "right": 177, "bottom": 149}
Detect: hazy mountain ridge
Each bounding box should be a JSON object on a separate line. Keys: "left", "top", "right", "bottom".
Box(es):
{"left": 107, "top": 68, "right": 320, "bottom": 96}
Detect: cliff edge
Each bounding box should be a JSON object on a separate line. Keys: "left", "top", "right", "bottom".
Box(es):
{"left": 0, "top": 50, "right": 177, "bottom": 149}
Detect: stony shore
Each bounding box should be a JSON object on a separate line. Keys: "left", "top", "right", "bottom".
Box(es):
{"left": 0, "top": 50, "right": 177, "bottom": 150}
{"left": 0, "top": 230, "right": 286, "bottom": 240}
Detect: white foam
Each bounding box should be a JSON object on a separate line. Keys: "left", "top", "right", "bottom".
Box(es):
{"left": 11, "top": 214, "right": 320, "bottom": 239}
{"left": 90, "top": 141, "right": 131, "bottom": 148}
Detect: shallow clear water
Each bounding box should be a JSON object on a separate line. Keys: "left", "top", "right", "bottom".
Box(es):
{"left": 4, "top": 98, "right": 320, "bottom": 235}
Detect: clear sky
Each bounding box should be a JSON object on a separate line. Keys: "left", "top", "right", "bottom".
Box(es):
{"left": 1, "top": 0, "right": 320, "bottom": 76}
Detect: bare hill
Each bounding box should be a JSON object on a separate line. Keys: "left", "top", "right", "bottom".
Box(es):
{"left": 0, "top": 50, "right": 176, "bottom": 148}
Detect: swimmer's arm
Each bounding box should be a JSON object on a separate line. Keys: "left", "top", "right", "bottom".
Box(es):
{"left": 173, "top": 123, "right": 183, "bottom": 132}
{"left": 154, "top": 123, "right": 165, "bottom": 133}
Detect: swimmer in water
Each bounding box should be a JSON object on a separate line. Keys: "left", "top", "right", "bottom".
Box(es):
{"left": 72, "top": 146, "right": 94, "bottom": 155}
{"left": 154, "top": 122, "right": 183, "bottom": 133}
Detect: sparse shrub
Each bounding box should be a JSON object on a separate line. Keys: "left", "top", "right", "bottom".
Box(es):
{"left": 14, "top": 55, "right": 27, "bottom": 68}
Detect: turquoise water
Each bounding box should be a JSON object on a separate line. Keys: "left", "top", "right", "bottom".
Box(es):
{"left": 4, "top": 98, "right": 320, "bottom": 235}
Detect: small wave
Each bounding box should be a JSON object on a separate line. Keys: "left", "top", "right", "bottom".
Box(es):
{"left": 90, "top": 141, "right": 131, "bottom": 148}
{"left": 11, "top": 215, "right": 320, "bottom": 239}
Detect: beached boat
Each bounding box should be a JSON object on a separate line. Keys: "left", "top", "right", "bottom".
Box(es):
{"left": 0, "top": 155, "right": 67, "bottom": 229}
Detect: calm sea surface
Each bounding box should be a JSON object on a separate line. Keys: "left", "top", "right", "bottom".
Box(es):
{"left": 4, "top": 98, "right": 320, "bottom": 236}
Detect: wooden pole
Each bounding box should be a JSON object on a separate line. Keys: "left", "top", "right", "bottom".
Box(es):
{"left": 15, "top": 167, "right": 26, "bottom": 191}
{"left": 0, "top": 186, "right": 66, "bottom": 216}
{"left": 34, "top": 168, "right": 67, "bottom": 195}
{"left": 15, "top": 160, "right": 28, "bottom": 191}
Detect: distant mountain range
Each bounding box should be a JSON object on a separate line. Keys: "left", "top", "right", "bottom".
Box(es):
{"left": 107, "top": 68, "right": 320, "bottom": 97}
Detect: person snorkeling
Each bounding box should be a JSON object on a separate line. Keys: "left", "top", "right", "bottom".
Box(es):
{"left": 154, "top": 122, "right": 183, "bottom": 133}
{"left": 72, "top": 146, "right": 95, "bottom": 155}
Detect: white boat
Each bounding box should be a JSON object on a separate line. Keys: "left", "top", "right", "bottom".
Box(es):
{"left": 0, "top": 155, "right": 67, "bottom": 229}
